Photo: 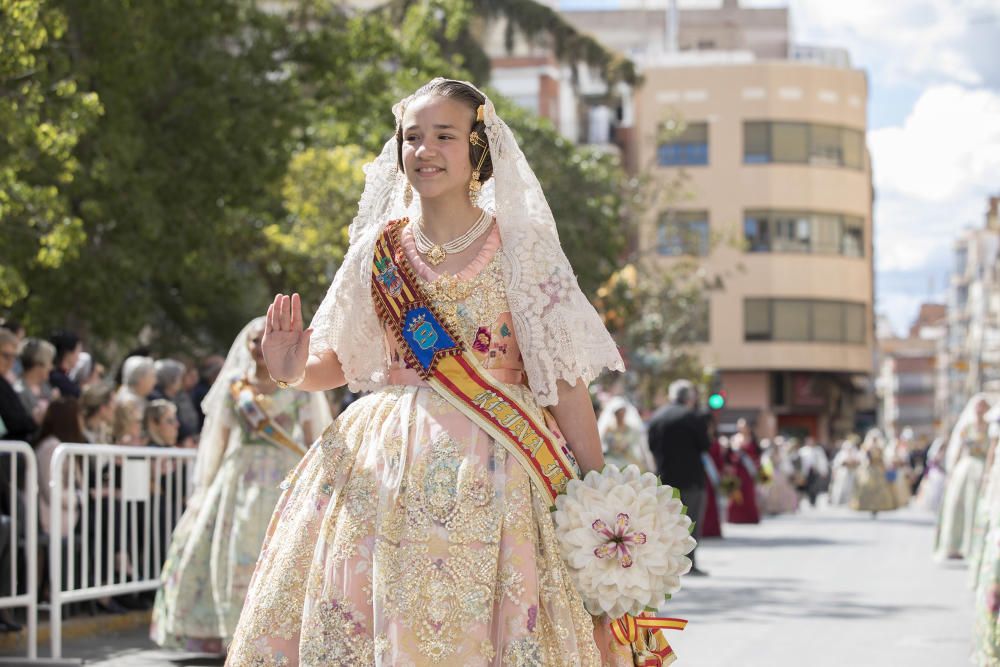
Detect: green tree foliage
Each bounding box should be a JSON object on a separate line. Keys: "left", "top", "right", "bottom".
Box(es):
{"left": 595, "top": 263, "right": 715, "bottom": 410}
{"left": 269, "top": 144, "right": 370, "bottom": 294}
{"left": 0, "top": 1, "right": 102, "bottom": 316}
{"left": 2, "top": 0, "right": 630, "bottom": 356}
{"left": 12, "top": 0, "right": 302, "bottom": 348}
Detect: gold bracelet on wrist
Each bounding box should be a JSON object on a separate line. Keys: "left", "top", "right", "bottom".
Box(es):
{"left": 275, "top": 372, "right": 306, "bottom": 389}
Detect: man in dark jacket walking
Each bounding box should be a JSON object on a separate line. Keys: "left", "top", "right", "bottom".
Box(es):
{"left": 648, "top": 379, "right": 711, "bottom": 575}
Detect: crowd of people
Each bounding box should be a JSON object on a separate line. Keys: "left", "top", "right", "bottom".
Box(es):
{"left": 595, "top": 382, "right": 1000, "bottom": 663}
{"left": 0, "top": 319, "right": 305, "bottom": 626}
{"left": 593, "top": 379, "right": 951, "bottom": 575}
{"left": 0, "top": 316, "right": 336, "bottom": 646}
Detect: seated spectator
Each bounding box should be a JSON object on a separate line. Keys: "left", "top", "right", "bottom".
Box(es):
{"left": 35, "top": 398, "right": 85, "bottom": 543}
{"left": 49, "top": 331, "right": 83, "bottom": 399}
{"left": 115, "top": 356, "right": 156, "bottom": 413}
{"left": 191, "top": 354, "right": 225, "bottom": 430}
{"left": 151, "top": 359, "right": 199, "bottom": 441}
{"left": 81, "top": 384, "right": 115, "bottom": 445}
{"left": 0, "top": 320, "right": 25, "bottom": 381}
{"left": 15, "top": 338, "right": 57, "bottom": 427}
{"left": 113, "top": 347, "right": 152, "bottom": 388}
{"left": 70, "top": 352, "right": 105, "bottom": 392}
{"left": 111, "top": 399, "right": 146, "bottom": 446}
{"left": 0, "top": 329, "right": 35, "bottom": 443}
{"left": 0, "top": 327, "right": 28, "bottom": 629}
{"left": 144, "top": 399, "right": 186, "bottom": 574}
{"left": 144, "top": 400, "right": 180, "bottom": 448}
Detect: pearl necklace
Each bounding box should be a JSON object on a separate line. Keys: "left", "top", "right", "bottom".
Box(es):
{"left": 413, "top": 209, "right": 492, "bottom": 266}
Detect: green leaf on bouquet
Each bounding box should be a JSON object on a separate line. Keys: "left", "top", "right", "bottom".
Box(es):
{"left": 671, "top": 487, "right": 681, "bottom": 500}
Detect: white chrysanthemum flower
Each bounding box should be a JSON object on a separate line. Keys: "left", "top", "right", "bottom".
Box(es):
{"left": 553, "top": 464, "right": 696, "bottom": 619}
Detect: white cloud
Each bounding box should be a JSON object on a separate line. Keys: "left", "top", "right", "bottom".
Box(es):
{"left": 869, "top": 86, "right": 1000, "bottom": 203}
{"left": 744, "top": 0, "right": 1000, "bottom": 88}
{"left": 870, "top": 85, "right": 1000, "bottom": 276}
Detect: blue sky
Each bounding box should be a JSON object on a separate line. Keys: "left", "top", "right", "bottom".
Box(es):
{"left": 561, "top": 0, "right": 1000, "bottom": 335}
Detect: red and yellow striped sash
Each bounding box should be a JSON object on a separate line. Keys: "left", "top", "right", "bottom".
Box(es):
{"left": 370, "top": 218, "right": 577, "bottom": 500}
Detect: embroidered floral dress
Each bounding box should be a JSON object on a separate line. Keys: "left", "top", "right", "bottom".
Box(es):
{"left": 973, "top": 447, "right": 1000, "bottom": 664}
{"left": 851, "top": 447, "right": 897, "bottom": 514}
{"left": 226, "top": 226, "right": 627, "bottom": 666}
{"left": 151, "top": 383, "right": 311, "bottom": 652}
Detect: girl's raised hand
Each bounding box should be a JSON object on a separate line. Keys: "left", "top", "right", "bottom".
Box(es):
{"left": 262, "top": 293, "right": 312, "bottom": 384}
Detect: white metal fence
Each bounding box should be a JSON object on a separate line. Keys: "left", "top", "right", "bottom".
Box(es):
{"left": 47, "top": 443, "right": 196, "bottom": 658}
{"left": 0, "top": 441, "right": 38, "bottom": 660}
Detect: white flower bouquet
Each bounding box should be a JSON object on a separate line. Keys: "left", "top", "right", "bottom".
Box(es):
{"left": 552, "top": 464, "right": 696, "bottom": 619}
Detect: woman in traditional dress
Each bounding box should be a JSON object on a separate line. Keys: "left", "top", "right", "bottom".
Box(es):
{"left": 972, "top": 405, "right": 1000, "bottom": 663}
{"left": 969, "top": 406, "right": 1000, "bottom": 592}
{"left": 724, "top": 431, "right": 761, "bottom": 524}
{"left": 597, "top": 396, "right": 651, "bottom": 472}
{"left": 700, "top": 418, "right": 724, "bottom": 538}
{"left": 914, "top": 436, "right": 948, "bottom": 511}
{"left": 150, "top": 318, "right": 331, "bottom": 653}
{"left": 758, "top": 438, "right": 799, "bottom": 515}
{"left": 851, "top": 430, "right": 897, "bottom": 517}
{"left": 885, "top": 432, "right": 914, "bottom": 508}
{"left": 225, "top": 79, "right": 635, "bottom": 666}
{"left": 935, "top": 395, "right": 994, "bottom": 560}
{"left": 829, "top": 438, "right": 861, "bottom": 506}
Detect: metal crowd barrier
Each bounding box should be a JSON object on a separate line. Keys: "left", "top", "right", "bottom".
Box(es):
{"left": 0, "top": 441, "right": 38, "bottom": 660}
{"left": 47, "top": 443, "right": 196, "bottom": 658}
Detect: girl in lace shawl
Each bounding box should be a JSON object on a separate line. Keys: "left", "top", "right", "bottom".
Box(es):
{"left": 225, "top": 79, "right": 631, "bottom": 666}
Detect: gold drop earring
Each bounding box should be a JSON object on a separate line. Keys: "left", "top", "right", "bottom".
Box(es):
{"left": 469, "top": 129, "right": 490, "bottom": 207}
{"left": 469, "top": 172, "right": 481, "bottom": 206}
{"left": 403, "top": 181, "right": 413, "bottom": 208}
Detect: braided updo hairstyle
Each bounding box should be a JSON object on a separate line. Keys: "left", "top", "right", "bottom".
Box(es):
{"left": 396, "top": 79, "right": 494, "bottom": 186}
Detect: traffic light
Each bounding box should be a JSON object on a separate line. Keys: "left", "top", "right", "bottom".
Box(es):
{"left": 708, "top": 390, "right": 726, "bottom": 410}
{"left": 708, "top": 371, "right": 726, "bottom": 410}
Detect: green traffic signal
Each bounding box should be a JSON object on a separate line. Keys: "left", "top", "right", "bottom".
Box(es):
{"left": 708, "top": 393, "right": 726, "bottom": 410}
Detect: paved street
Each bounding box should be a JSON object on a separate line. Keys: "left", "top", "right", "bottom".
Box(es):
{"left": 669, "top": 503, "right": 974, "bottom": 667}
{"left": 4, "top": 503, "right": 975, "bottom": 666}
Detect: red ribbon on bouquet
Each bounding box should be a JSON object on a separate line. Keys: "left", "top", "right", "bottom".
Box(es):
{"left": 611, "top": 613, "right": 687, "bottom": 666}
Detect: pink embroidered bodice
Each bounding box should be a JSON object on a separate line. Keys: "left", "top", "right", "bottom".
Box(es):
{"left": 383, "top": 224, "right": 525, "bottom": 385}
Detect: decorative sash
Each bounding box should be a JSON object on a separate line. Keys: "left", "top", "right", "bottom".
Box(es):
{"left": 371, "top": 219, "right": 578, "bottom": 500}
{"left": 701, "top": 452, "right": 721, "bottom": 489}
{"left": 229, "top": 379, "right": 307, "bottom": 456}
{"left": 739, "top": 451, "right": 758, "bottom": 479}
{"left": 371, "top": 219, "right": 683, "bottom": 666}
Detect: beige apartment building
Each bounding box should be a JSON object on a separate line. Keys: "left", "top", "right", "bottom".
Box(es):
{"left": 565, "top": 2, "right": 875, "bottom": 441}
{"left": 635, "top": 62, "right": 873, "bottom": 441}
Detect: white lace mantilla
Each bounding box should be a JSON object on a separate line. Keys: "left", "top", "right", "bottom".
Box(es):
{"left": 309, "top": 80, "right": 623, "bottom": 406}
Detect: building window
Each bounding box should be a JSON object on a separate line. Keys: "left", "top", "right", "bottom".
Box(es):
{"left": 843, "top": 216, "right": 864, "bottom": 257}
{"left": 658, "top": 122, "right": 708, "bottom": 166}
{"left": 743, "top": 209, "right": 866, "bottom": 257}
{"left": 658, "top": 210, "right": 709, "bottom": 256}
{"left": 743, "top": 121, "right": 864, "bottom": 169}
{"left": 744, "top": 298, "right": 868, "bottom": 344}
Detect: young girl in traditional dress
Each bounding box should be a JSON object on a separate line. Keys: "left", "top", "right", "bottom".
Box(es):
{"left": 225, "top": 80, "right": 633, "bottom": 666}
{"left": 151, "top": 318, "right": 330, "bottom": 652}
